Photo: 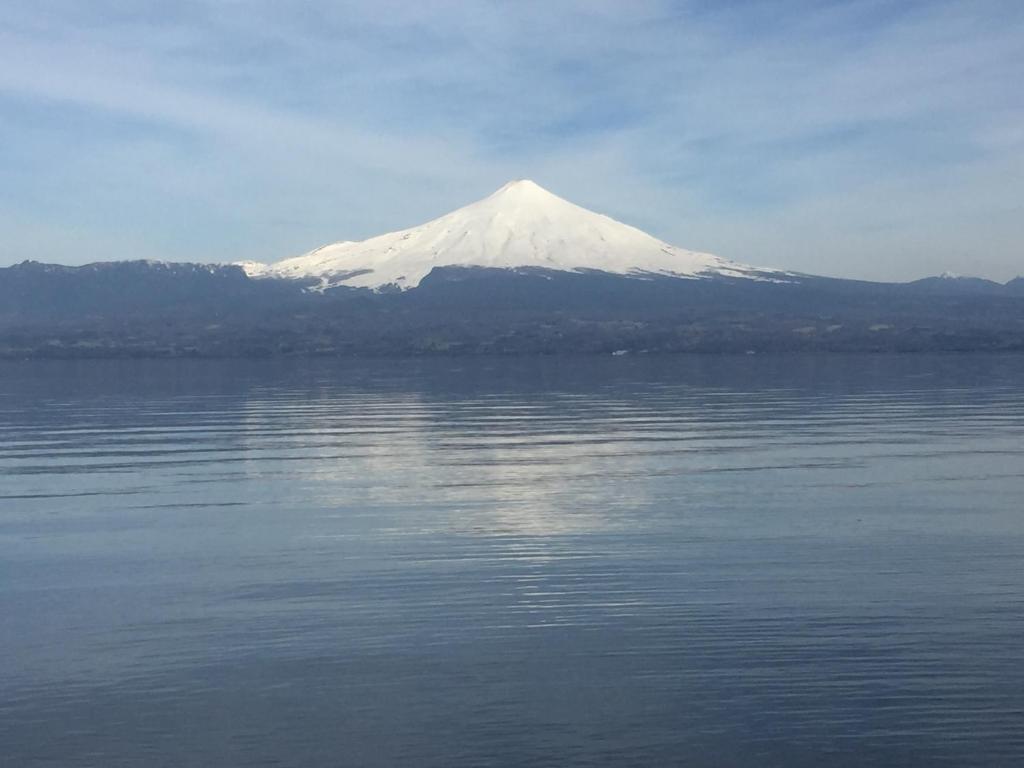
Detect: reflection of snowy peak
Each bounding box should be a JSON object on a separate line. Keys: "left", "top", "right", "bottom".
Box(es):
{"left": 241, "top": 179, "right": 784, "bottom": 290}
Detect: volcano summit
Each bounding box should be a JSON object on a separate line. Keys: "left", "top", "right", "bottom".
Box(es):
{"left": 240, "top": 180, "right": 785, "bottom": 291}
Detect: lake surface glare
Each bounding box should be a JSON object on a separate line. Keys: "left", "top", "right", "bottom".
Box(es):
{"left": 2, "top": 355, "right": 1023, "bottom": 767}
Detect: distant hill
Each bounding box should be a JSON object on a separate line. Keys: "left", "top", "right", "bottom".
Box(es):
{"left": 904, "top": 273, "right": 1007, "bottom": 296}
{"left": 1005, "top": 277, "right": 1024, "bottom": 295}
{"left": 0, "top": 260, "right": 305, "bottom": 324}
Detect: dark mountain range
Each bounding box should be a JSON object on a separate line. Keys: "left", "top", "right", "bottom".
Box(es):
{"left": 2, "top": 259, "right": 1022, "bottom": 357}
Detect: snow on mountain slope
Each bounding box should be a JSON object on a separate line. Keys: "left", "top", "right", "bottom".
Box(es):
{"left": 241, "top": 180, "right": 784, "bottom": 290}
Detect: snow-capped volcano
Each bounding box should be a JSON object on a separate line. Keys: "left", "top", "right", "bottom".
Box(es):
{"left": 241, "top": 180, "right": 781, "bottom": 290}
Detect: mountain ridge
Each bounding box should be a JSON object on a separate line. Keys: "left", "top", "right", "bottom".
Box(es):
{"left": 3, "top": 257, "right": 1024, "bottom": 358}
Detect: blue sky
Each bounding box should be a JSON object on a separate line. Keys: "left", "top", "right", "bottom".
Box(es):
{"left": 1, "top": 0, "right": 1022, "bottom": 280}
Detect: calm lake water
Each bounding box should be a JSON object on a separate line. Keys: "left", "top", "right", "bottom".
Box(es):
{"left": 2, "top": 355, "right": 1023, "bottom": 767}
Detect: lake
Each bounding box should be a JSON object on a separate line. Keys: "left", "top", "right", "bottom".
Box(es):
{"left": 2, "top": 355, "right": 1023, "bottom": 767}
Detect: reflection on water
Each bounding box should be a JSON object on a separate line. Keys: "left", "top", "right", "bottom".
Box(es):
{"left": 2, "top": 355, "right": 1024, "bottom": 766}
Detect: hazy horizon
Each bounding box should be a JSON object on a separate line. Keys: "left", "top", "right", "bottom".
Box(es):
{"left": 2, "top": 1, "right": 1022, "bottom": 281}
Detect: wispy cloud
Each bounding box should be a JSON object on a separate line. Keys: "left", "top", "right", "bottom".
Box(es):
{"left": 1, "top": 0, "right": 1022, "bottom": 279}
